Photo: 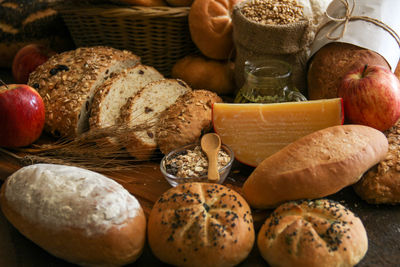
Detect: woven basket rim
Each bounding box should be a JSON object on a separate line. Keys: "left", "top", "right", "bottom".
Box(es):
{"left": 56, "top": 5, "right": 190, "bottom": 18}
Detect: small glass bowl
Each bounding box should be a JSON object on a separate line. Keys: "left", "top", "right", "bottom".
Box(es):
{"left": 160, "top": 143, "right": 234, "bottom": 187}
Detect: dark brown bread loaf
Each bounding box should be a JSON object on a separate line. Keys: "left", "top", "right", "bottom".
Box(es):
{"left": 354, "top": 120, "right": 400, "bottom": 204}
{"left": 307, "top": 42, "right": 390, "bottom": 99}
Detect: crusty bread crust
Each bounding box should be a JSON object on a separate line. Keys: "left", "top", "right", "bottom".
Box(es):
{"left": 243, "top": 125, "right": 388, "bottom": 209}
{"left": 353, "top": 120, "right": 400, "bottom": 204}
{"left": 148, "top": 182, "right": 255, "bottom": 267}
{"left": 156, "top": 89, "right": 222, "bottom": 155}
{"left": 28, "top": 46, "right": 140, "bottom": 137}
{"left": 0, "top": 164, "right": 146, "bottom": 266}
{"left": 307, "top": 42, "right": 389, "bottom": 100}
{"left": 258, "top": 199, "right": 368, "bottom": 267}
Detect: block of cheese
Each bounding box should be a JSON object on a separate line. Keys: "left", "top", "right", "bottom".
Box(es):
{"left": 212, "top": 99, "right": 344, "bottom": 166}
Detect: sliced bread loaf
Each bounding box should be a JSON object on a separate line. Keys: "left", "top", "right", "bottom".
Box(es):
{"left": 89, "top": 64, "right": 164, "bottom": 130}
{"left": 28, "top": 46, "right": 140, "bottom": 137}
{"left": 119, "top": 79, "right": 192, "bottom": 160}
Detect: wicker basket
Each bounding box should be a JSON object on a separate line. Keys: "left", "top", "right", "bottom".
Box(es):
{"left": 57, "top": 5, "right": 198, "bottom": 76}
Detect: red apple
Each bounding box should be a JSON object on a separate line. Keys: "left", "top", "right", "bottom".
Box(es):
{"left": 338, "top": 64, "right": 400, "bottom": 131}
{"left": 12, "top": 44, "right": 55, "bottom": 84}
{"left": 0, "top": 84, "right": 45, "bottom": 147}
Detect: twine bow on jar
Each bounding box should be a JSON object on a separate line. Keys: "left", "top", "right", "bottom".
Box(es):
{"left": 319, "top": 0, "right": 400, "bottom": 47}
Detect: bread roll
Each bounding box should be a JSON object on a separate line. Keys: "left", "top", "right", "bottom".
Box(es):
{"left": 395, "top": 60, "right": 400, "bottom": 80}
{"left": 156, "top": 89, "right": 222, "bottom": 155}
{"left": 189, "top": 0, "right": 243, "bottom": 60}
{"left": 0, "top": 164, "right": 146, "bottom": 266}
{"left": 242, "top": 125, "right": 388, "bottom": 209}
{"left": 171, "top": 54, "right": 236, "bottom": 95}
{"left": 258, "top": 199, "right": 368, "bottom": 267}
{"left": 307, "top": 42, "right": 390, "bottom": 99}
{"left": 148, "top": 182, "right": 255, "bottom": 267}
{"left": 353, "top": 120, "right": 400, "bottom": 204}
{"left": 166, "top": 0, "right": 193, "bottom": 6}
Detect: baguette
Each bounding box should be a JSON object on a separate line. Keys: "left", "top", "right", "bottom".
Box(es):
{"left": 0, "top": 164, "right": 146, "bottom": 267}
{"left": 242, "top": 125, "right": 388, "bottom": 209}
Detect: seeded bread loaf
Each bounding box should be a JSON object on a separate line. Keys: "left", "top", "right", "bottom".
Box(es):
{"left": 89, "top": 64, "right": 164, "bottom": 131}
{"left": 119, "top": 79, "right": 191, "bottom": 160}
{"left": 156, "top": 89, "right": 222, "bottom": 155}
{"left": 243, "top": 125, "right": 388, "bottom": 209}
{"left": 353, "top": 120, "right": 400, "bottom": 204}
{"left": 148, "top": 182, "right": 255, "bottom": 267}
{"left": 28, "top": 46, "right": 140, "bottom": 137}
{"left": 0, "top": 164, "right": 146, "bottom": 266}
{"left": 258, "top": 199, "right": 368, "bottom": 267}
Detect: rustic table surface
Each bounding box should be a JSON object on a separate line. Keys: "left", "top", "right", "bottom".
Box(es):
{"left": 0, "top": 69, "right": 399, "bottom": 267}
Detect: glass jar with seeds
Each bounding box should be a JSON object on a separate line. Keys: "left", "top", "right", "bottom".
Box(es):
{"left": 234, "top": 58, "right": 307, "bottom": 103}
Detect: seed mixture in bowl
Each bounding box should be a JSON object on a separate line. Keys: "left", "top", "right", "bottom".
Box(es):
{"left": 164, "top": 145, "right": 231, "bottom": 178}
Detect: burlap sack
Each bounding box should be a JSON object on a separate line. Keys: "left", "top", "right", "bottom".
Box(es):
{"left": 232, "top": 1, "right": 314, "bottom": 94}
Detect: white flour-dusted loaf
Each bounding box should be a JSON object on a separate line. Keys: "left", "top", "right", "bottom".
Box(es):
{"left": 0, "top": 164, "right": 146, "bottom": 267}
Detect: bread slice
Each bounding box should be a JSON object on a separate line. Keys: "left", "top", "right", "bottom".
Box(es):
{"left": 28, "top": 46, "right": 140, "bottom": 137}
{"left": 119, "top": 79, "right": 192, "bottom": 160}
{"left": 89, "top": 64, "right": 164, "bottom": 130}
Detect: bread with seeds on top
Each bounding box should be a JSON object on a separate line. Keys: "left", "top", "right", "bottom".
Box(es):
{"left": 89, "top": 64, "right": 164, "bottom": 132}
{"left": 28, "top": 46, "right": 140, "bottom": 137}
{"left": 148, "top": 182, "right": 255, "bottom": 267}
{"left": 257, "top": 199, "right": 368, "bottom": 267}
{"left": 119, "top": 79, "right": 191, "bottom": 160}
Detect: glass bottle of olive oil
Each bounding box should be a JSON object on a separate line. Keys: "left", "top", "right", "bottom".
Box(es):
{"left": 234, "top": 59, "right": 307, "bottom": 103}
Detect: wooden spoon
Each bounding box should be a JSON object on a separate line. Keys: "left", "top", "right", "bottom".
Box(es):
{"left": 201, "top": 133, "right": 221, "bottom": 182}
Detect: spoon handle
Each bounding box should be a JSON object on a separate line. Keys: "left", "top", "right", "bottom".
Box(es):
{"left": 207, "top": 152, "right": 220, "bottom": 182}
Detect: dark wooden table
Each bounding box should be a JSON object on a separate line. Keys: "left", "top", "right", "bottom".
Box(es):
{"left": 0, "top": 69, "right": 399, "bottom": 266}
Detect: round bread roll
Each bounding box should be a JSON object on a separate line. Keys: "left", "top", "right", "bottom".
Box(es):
{"left": 307, "top": 42, "right": 390, "bottom": 99}
{"left": 166, "top": 0, "right": 193, "bottom": 6}
{"left": 148, "top": 182, "right": 255, "bottom": 267}
{"left": 258, "top": 199, "right": 368, "bottom": 267}
{"left": 0, "top": 164, "right": 146, "bottom": 266}
{"left": 353, "top": 120, "right": 400, "bottom": 204}
{"left": 156, "top": 89, "right": 222, "bottom": 155}
{"left": 171, "top": 54, "right": 236, "bottom": 95}
{"left": 189, "top": 0, "right": 243, "bottom": 60}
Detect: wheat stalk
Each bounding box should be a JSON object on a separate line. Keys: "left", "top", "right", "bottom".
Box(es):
{"left": 3, "top": 123, "right": 163, "bottom": 173}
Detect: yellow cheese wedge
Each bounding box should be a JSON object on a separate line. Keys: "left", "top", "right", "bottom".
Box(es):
{"left": 212, "top": 99, "right": 344, "bottom": 167}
